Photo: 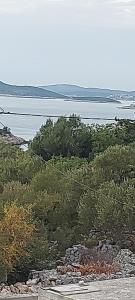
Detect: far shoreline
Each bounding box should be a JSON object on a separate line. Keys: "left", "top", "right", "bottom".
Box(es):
{"left": 0, "top": 94, "right": 120, "bottom": 104}
{"left": 0, "top": 94, "right": 67, "bottom": 100}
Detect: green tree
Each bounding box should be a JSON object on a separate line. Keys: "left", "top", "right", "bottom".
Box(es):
{"left": 29, "top": 116, "right": 92, "bottom": 160}
{"left": 91, "top": 120, "right": 135, "bottom": 157}
{"left": 115, "top": 119, "right": 135, "bottom": 145}
{"left": 91, "top": 144, "right": 135, "bottom": 185}
{"left": 96, "top": 181, "right": 135, "bottom": 235}
{"left": 0, "top": 142, "right": 43, "bottom": 185}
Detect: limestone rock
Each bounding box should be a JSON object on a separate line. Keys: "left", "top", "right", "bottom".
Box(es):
{"left": 26, "top": 278, "right": 39, "bottom": 286}
{"left": 114, "top": 249, "right": 135, "bottom": 276}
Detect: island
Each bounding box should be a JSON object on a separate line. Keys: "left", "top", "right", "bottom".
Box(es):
{"left": 0, "top": 81, "right": 131, "bottom": 103}
{"left": 0, "top": 81, "right": 67, "bottom": 99}
{"left": 120, "top": 103, "right": 135, "bottom": 110}
{"left": 69, "top": 96, "right": 120, "bottom": 103}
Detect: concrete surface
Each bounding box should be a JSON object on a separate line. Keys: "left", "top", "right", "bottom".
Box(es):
{"left": 0, "top": 295, "right": 38, "bottom": 300}
{"left": 39, "top": 277, "right": 135, "bottom": 300}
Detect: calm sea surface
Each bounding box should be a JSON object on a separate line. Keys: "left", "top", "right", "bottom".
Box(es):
{"left": 0, "top": 96, "right": 134, "bottom": 141}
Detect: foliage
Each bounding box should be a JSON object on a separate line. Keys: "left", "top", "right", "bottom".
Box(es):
{"left": 79, "top": 145, "right": 135, "bottom": 236}
{"left": 0, "top": 118, "right": 134, "bottom": 280}
{"left": 29, "top": 117, "right": 135, "bottom": 160}
{"left": 0, "top": 142, "right": 43, "bottom": 186}
{"left": 0, "top": 202, "right": 35, "bottom": 272}
{"left": 91, "top": 144, "right": 135, "bottom": 185}
{"left": 95, "top": 181, "right": 135, "bottom": 233}
{"left": 29, "top": 116, "right": 92, "bottom": 160}
{"left": 91, "top": 119, "right": 135, "bottom": 157}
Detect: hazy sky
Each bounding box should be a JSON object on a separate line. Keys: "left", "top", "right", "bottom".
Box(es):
{"left": 0, "top": 0, "right": 135, "bottom": 90}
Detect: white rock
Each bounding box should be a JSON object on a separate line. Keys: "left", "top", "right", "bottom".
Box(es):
{"left": 78, "top": 280, "right": 87, "bottom": 286}
{"left": 0, "top": 288, "right": 11, "bottom": 295}
{"left": 26, "top": 278, "right": 39, "bottom": 286}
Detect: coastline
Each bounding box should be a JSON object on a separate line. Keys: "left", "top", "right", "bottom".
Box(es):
{"left": 0, "top": 131, "right": 28, "bottom": 146}
{"left": 0, "top": 94, "right": 67, "bottom": 100}
{"left": 0, "top": 94, "right": 120, "bottom": 104}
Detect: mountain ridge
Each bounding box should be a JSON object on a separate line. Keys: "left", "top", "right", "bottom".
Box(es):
{"left": 0, "top": 81, "right": 66, "bottom": 99}
{"left": 0, "top": 81, "right": 134, "bottom": 101}
{"left": 41, "top": 84, "right": 135, "bottom": 98}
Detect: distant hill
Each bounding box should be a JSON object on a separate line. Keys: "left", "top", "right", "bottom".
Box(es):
{"left": 1, "top": 81, "right": 134, "bottom": 102}
{"left": 0, "top": 81, "right": 66, "bottom": 99}
{"left": 42, "top": 84, "right": 135, "bottom": 98}
{"left": 41, "top": 84, "right": 87, "bottom": 96}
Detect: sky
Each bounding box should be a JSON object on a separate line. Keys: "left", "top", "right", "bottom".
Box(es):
{"left": 0, "top": 0, "right": 135, "bottom": 90}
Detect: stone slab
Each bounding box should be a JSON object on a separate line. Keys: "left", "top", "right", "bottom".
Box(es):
{"left": 0, "top": 295, "right": 38, "bottom": 300}
{"left": 39, "top": 277, "right": 135, "bottom": 300}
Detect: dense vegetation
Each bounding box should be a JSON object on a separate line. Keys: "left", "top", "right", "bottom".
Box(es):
{"left": 0, "top": 117, "right": 135, "bottom": 282}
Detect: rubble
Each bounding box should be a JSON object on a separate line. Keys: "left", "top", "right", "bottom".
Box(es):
{"left": 0, "top": 245, "right": 135, "bottom": 296}
{"left": 114, "top": 249, "right": 135, "bottom": 276}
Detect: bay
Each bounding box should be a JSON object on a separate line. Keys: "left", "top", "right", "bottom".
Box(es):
{"left": 0, "top": 96, "right": 134, "bottom": 141}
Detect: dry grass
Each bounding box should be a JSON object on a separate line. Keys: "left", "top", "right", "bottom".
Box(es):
{"left": 58, "top": 262, "right": 120, "bottom": 276}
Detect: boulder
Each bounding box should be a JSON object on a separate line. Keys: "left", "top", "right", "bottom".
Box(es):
{"left": 10, "top": 284, "right": 18, "bottom": 293}
{"left": 26, "top": 278, "right": 39, "bottom": 286}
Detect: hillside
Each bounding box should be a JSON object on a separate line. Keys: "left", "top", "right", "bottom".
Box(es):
{"left": 42, "top": 84, "right": 135, "bottom": 98}
{"left": 41, "top": 84, "right": 87, "bottom": 96}
{"left": 0, "top": 81, "right": 66, "bottom": 99}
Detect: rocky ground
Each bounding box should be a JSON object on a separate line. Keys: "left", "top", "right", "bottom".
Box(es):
{"left": 0, "top": 130, "right": 27, "bottom": 145}
{"left": 0, "top": 283, "right": 35, "bottom": 297}
{"left": 0, "top": 246, "right": 135, "bottom": 297}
